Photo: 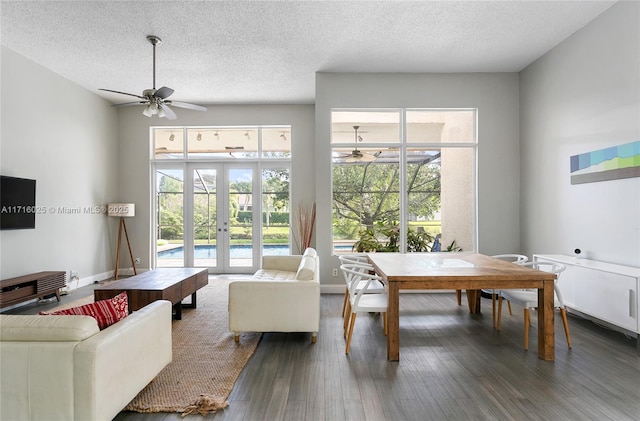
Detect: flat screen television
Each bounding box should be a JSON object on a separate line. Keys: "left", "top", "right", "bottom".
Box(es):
{"left": 1, "top": 176, "right": 37, "bottom": 230}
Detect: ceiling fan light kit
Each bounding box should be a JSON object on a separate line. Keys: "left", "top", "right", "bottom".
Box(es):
{"left": 339, "top": 125, "right": 377, "bottom": 162}
{"left": 99, "top": 35, "right": 207, "bottom": 120}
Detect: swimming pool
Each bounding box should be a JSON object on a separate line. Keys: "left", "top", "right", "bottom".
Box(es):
{"left": 158, "top": 244, "right": 290, "bottom": 259}
{"left": 158, "top": 244, "right": 354, "bottom": 259}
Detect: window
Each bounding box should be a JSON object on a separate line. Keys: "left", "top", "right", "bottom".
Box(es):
{"left": 153, "top": 126, "right": 291, "bottom": 160}
{"left": 331, "top": 109, "right": 476, "bottom": 254}
{"left": 261, "top": 167, "right": 291, "bottom": 255}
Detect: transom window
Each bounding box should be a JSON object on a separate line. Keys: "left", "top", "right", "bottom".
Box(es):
{"left": 153, "top": 126, "right": 291, "bottom": 160}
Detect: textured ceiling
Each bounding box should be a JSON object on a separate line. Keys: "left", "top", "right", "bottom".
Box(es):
{"left": 1, "top": 1, "right": 616, "bottom": 105}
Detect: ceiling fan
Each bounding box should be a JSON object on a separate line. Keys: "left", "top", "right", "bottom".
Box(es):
{"left": 99, "top": 35, "right": 207, "bottom": 120}
{"left": 338, "top": 126, "right": 377, "bottom": 162}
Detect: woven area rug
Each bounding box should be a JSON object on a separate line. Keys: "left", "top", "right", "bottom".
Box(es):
{"left": 50, "top": 277, "right": 261, "bottom": 416}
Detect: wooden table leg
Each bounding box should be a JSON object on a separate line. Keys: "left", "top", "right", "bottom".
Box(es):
{"left": 538, "top": 280, "right": 555, "bottom": 361}
{"left": 466, "top": 289, "right": 481, "bottom": 313}
{"left": 387, "top": 283, "right": 400, "bottom": 361}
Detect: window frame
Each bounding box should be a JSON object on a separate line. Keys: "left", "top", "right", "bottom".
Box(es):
{"left": 330, "top": 108, "right": 478, "bottom": 254}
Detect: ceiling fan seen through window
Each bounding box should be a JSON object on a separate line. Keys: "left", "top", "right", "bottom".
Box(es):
{"left": 338, "top": 126, "right": 378, "bottom": 162}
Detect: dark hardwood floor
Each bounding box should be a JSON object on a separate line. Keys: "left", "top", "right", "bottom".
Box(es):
{"left": 6, "top": 281, "right": 640, "bottom": 420}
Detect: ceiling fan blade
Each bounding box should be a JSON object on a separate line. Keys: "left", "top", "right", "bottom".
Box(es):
{"left": 159, "top": 104, "right": 177, "bottom": 120}
{"left": 154, "top": 86, "right": 174, "bottom": 99}
{"left": 102, "top": 36, "right": 203, "bottom": 120}
{"left": 338, "top": 149, "right": 376, "bottom": 163}
{"left": 167, "top": 101, "right": 208, "bottom": 112}
{"left": 360, "top": 153, "right": 377, "bottom": 162}
{"left": 113, "top": 101, "right": 148, "bottom": 108}
{"left": 99, "top": 88, "right": 146, "bottom": 99}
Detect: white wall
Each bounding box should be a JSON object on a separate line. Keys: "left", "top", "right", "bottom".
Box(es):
{"left": 520, "top": 1, "right": 640, "bottom": 266}
{"left": 315, "top": 72, "right": 521, "bottom": 285}
{"left": 0, "top": 46, "right": 119, "bottom": 284}
{"left": 116, "top": 104, "right": 315, "bottom": 270}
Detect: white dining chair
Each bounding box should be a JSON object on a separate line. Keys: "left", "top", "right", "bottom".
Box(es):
{"left": 339, "top": 259, "right": 386, "bottom": 338}
{"left": 455, "top": 254, "right": 528, "bottom": 326}
{"left": 338, "top": 255, "right": 384, "bottom": 320}
{"left": 496, "top": 261, "right": 571, "bottom": 351}
{"left": 484, "top": 254, "right": 529, "bottom": 328}
{"left": 340, "top": 264, "right": 388, "bottom": 354}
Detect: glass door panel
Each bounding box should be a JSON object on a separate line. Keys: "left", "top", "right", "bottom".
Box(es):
{"left": 227, "top": 167, "right": 255, "bottom": 269}
{"left": 193, "top": 169, "right": 218, "bottom": 268}
{"left": 156, "top": 169, "right": 184, "bottom": 267}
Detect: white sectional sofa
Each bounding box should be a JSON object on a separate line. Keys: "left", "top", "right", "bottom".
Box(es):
{"left": 228, "top": 247, "right": 320, "bottom": 343}
{"left": 0, "top": 300, "right": 172, "bottom": 421}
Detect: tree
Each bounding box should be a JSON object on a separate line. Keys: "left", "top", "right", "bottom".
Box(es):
{"left": 406, "top": 155, "right": 441, "bottom": 221}
{"left": 332, "top": 154, "right": 441, "bottom": 235}
{"left": 332, "top": 162, "right": 400, "bottom": 230}
{"left": 193, "top": 171, "right": 216, "bottom": 241}
{"left": 262, "top": 169, "right": 290, "bottom": 211}
{"left": 157, "top": 173, "right": 184, "bottom": 240}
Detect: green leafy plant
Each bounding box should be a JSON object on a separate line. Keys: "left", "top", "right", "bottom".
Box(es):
{"left": 407, "top": 229, "right": 434, "bottom": 252}
{"left": 352, "top": 221, "right": 437, "bottom": 253}
{"left": 352, "top": 226, "right": 383, "bottom": 252}
{"left": 445, "top": 239, "right": 462, "bottom": 252}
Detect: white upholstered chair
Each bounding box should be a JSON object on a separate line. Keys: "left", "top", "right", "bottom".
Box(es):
{"left": 340, "top": 264, "right": 388, "bottom": 354}
{"left": 497, "top": 261, "right": 571, "bottom": 351}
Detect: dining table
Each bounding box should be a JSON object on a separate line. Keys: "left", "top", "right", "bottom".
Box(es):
{"left": 366, "top": 252, "right": 558, "bottom": 362}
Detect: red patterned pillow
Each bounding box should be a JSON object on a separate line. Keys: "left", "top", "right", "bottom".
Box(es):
{"left": 40, "top": 291, "right": 129, "bottom": 330}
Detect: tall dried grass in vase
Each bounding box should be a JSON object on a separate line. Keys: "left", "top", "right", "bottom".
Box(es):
{"left": 294, "top": 202, "right": 316, "bottom": 253}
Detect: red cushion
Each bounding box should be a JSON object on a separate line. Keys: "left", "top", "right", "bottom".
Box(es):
{"left": 40, "top": 291, "right": 128, "bottom": 330}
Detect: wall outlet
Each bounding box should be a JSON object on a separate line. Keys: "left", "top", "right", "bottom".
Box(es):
{"left": 134, "top": 257, "right": 141, "bottom": 264}
{"left": 332, "top": 268, "right": 338, "bottom": 277}
{"left": 69, "top": 271, "right": 79, "bottom": 280}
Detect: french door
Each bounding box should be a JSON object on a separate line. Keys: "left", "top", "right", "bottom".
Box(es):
{"left": 191, "top": 163, "right": 259, "bottom": 273}
{"left": 155, "top": 164, "right": 260, "bottom": 273}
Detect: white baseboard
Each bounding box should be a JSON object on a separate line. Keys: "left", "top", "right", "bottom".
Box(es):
{"left": 69, "top": 271, "right": 112, "bottom": 290}
{"left": 65, "top": 267, "right": 149, "bottom": 291}
{"left": 320, "top": 284, "right": 346, "bottom": 294}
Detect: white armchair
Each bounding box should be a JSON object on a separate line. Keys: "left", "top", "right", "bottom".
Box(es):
{"left": 228, "top": 248, "right": 320, "bottom": 343}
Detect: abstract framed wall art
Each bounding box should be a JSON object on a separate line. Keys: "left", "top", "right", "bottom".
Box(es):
{"left": 570, "top": 140, "right": 640, "bottom": 184}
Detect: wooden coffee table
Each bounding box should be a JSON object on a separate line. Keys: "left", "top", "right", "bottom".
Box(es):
{"left": 94, "top": 268, "right": 208, "bottom": 320}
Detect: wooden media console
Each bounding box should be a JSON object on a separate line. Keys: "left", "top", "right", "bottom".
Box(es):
{"left": 0, "top": 271, "right": 66, "bottom": 308}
